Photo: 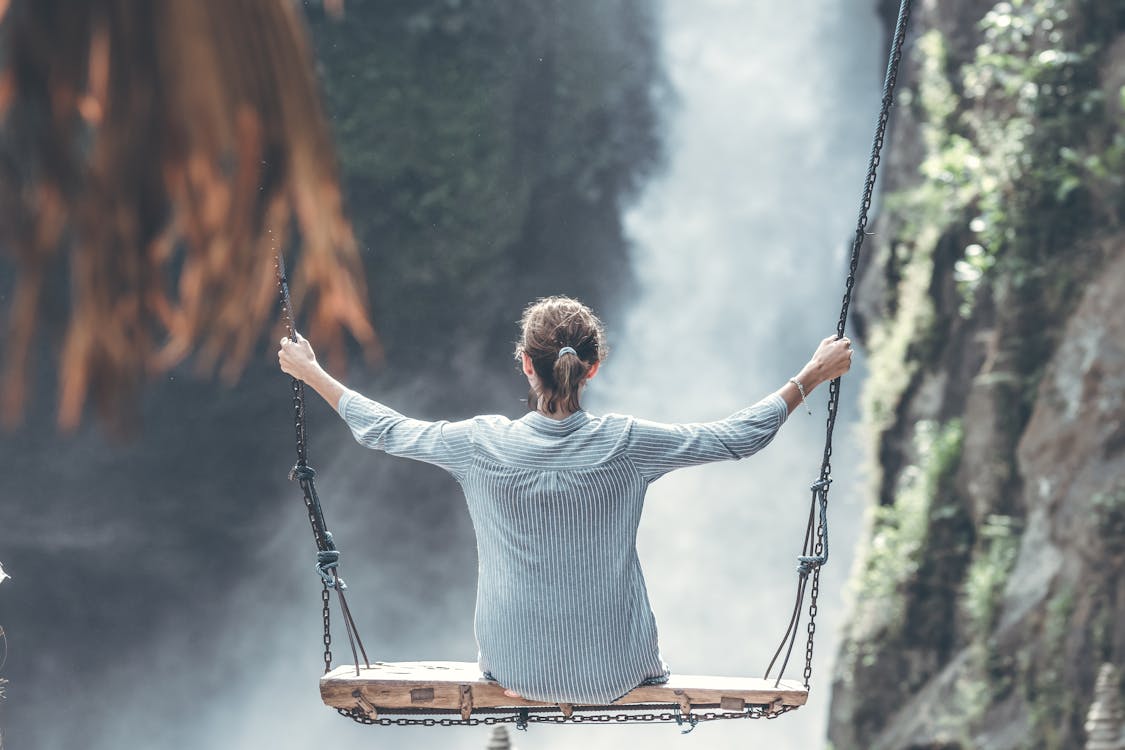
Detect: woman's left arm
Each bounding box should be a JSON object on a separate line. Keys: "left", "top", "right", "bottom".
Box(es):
{"left": 625, "top": 335, "right": 854, "bottom": 482}
{"left": 774, "top": 335, "right": 854, "bottom": 415}
{"left": 626, "top": 396, "right": 789, "bottom": 482}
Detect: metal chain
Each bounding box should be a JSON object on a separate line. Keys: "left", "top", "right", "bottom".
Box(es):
{"left": 768, "top": 0, "right": 914, "bottom": 691}
{"left": 276, "top": 253, "right": 370, "bottom": 675}
{"left": 321, "top": 583, "right": 334, "bottom": 673}
{"left": 337, "top": 703, "right": 798, "bottom": 729}
{"left": 806, "top": 0, "right": 914, "bottom": 684}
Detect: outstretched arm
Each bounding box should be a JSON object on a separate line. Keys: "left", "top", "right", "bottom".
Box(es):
{"left": 775, "top": 335, "right": 854, "bottom": 415}
{"left": 277, "top": 333, "right": 474, "bottom": 480}
{"left": 277, "top": 333, "right": 347, "bottom": 409}
{"left": 626, "top": 334, "right": 855, "bottom": 481}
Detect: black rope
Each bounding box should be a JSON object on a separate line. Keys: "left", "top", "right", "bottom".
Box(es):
{"left": 276, "top": 251, "right": 370, "bottom": 676}
{"left": 765, "top": 0, "right": 913, "bottom": 690}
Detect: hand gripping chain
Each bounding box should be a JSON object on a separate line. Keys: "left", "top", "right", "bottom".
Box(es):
{"left": 276, "top": 253, "right": 370, "bottom": 675}
{"left": 764, "top": 0, "right": 913, "bottom": 691}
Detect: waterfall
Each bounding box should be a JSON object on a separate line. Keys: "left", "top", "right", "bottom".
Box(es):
{"left": 583, "top": 2, "right": 883, "bottom": 748}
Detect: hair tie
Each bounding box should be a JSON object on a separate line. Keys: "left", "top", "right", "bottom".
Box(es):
{"left": 557, "top": 346, "right": 578, "bottom": 360}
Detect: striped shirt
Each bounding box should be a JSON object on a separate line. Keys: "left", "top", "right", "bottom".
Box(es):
{"left": 337, "top": 390, "right": 789, "bottom": 704}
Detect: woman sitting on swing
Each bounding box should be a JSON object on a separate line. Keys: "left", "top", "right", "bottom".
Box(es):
{"left": 277, "top": 295, "right": 852, "bottom": 705}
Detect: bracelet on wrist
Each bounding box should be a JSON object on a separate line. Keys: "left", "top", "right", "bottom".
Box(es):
{"left": 789, "top": 377, "right": 812, "bottom": 415}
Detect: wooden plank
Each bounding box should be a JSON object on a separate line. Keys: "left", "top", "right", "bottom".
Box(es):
{"left": 320, "top": 661, "right": 807, "bottom": 715}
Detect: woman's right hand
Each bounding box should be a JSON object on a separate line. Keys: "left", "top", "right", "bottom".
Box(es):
{"left": 278, "top": 332, "right": 321, "bottom": 383}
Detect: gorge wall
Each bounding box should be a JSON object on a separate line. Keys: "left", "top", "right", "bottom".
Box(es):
{"left": 828, "top": 1, "right": 1125, "bottom": 748}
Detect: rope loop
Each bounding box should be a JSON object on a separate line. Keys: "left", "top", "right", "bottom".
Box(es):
{"left": 317, "top": 549, "right": 343, "bottom": 587}
{"left": 796, "top": 556, "right": 823, "bottom": 576}
{"left": 290, "top": 463, "right": 317, "bottom": 481}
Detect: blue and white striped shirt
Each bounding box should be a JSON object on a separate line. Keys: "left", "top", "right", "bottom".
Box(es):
{"left": 337, "top": 390, "right": 789, "bottom": 704}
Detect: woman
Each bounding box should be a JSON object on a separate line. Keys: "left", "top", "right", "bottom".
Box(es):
{"left": 277, "top": 295, "right": 852, "bottom": 705}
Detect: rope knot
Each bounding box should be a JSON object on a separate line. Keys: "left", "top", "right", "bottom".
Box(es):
{"left": 317, "top": 549, "right": 343, "bottom": 587}
{"left": 289, "top": 463, "right": 317, "bottom": 481}
{"left": 797, "top": 555, "right": 824, "bottom": 576}
{"left": 810, "top": 477, "right": 832, "bottom": 492}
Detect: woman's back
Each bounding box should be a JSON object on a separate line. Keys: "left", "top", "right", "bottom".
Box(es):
{"left": 467, "top": 410, "right": 660, "bottom": 704}
{"left": 279, "top": 294, "right": 852, "bottom": 705}
{"left": 339, "top": 391, "right": 788, "bottom": 703}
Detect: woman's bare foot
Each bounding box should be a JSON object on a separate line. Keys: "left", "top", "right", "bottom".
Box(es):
{"left": 503, "top": 688, "right": 523, "bottom": 700}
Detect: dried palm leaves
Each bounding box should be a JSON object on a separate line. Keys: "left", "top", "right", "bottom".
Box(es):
{"left": 0, "top": 0, "right": 378, "bottom": 428}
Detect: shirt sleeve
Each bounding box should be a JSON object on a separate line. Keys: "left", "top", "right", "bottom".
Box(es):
{"left": 625, "top": 393, "right": 789, "bottom": 482}
{"left": 337, "top": 390, "right": 474, "bottom": 482}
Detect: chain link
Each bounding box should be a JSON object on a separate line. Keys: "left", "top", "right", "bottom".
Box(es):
{"left": 770, "top": 0, "right": 913, "bottom": 691}
{"left": 337, "top": 703, "right": 797, "bottom": 728}
{"left": 321, "top": 583, "right": 333, "bottom": 673}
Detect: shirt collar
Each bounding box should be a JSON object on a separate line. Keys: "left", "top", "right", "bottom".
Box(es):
{"left": 520, "top": 409, "right": 592, "bottom": 435}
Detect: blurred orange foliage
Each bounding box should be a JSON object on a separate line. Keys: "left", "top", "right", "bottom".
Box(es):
{"left": 0, "top": 0, "right": 378, "bottom": 429}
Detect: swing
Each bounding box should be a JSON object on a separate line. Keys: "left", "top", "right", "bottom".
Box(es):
{"left": 277, "top": 0, "right": 913, "bottom": 730}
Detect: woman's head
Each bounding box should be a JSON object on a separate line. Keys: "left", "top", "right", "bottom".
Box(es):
{"left": 515, "top": 296, "right": 607, "bottom": 415}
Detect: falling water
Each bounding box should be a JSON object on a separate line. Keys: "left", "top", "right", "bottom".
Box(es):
{"left": 222, "top": 2, "right": 884, "bottom": 745}
{"left": 583, "top": 1, "right": 883, "bottom": 748}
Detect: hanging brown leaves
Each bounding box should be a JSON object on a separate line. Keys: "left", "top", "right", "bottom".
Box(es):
{"left": 0, "top": 0, "right": 379, "bottom": 429}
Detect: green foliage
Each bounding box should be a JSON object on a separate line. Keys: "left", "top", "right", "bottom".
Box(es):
{"left": 1025, "top": 585, "right": 1077, "bottom": 749}
{"left": 915, "top": 31, "right": 958, "bottom": 128}
{"left": 862, "top": 230, "right": 938, "bottom": 434}
{"left": 884, "top": 31, "right": 968, "bottom": 237}
{"left": 959, "top": 0, "right": 1105, "bottom": 279}
{"left": 962, "top": 514, "right": 1020, "bottom": 639}
{"left": 855, "top": 419, "right": 964, "bottom": 634}
{"left": 1091, "top": 482, "right": 1125, "bottom": 556}
{"left": 954, "top": 512, "right": 1021, "bottom": 731}
{"left": 890, "top": 0, "right": 1122, "bottom": 321}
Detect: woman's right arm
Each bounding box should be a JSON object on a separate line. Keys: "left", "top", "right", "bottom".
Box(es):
{"left": 278, "top": 333, "right": 347, "bottom": 408}
{"left": 278, "top": 334, "right": 474, "bottom": 480}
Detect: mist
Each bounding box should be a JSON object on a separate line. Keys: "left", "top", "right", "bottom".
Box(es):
{"left": 585, "top": 1, "right": 883, "bottom": 746}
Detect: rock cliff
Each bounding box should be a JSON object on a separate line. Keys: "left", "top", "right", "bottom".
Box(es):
{"left": 828, "top": 1, "right": 1125, "bottom": 748}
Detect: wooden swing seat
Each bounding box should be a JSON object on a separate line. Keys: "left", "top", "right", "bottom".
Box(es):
{"left": 321, "top": 661, "right": 808, "bottom": 720}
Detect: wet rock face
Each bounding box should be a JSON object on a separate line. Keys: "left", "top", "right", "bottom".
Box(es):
{"left": 833, "top": 210, "right": 1125, "bottom": 747}
{"left": 995, "top": 243, "right": 1125, "bottom": 743}
{"left": 829, "top": 0, "right": 1125, "bottom": 747}
{"left": 1015, "top": 241, "right": 1125, "bottom": 606}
